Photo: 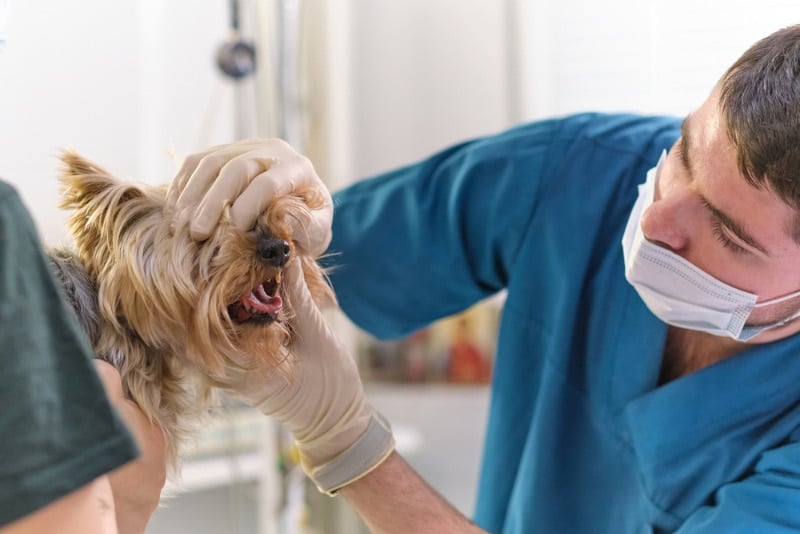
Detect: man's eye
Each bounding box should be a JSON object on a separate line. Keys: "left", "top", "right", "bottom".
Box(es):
{"left": 711, "top": 219, "right": 748, "bottom": 255}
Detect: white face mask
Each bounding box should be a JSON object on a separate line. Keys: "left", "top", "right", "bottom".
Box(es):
{"left": 621, "top": 150, "right": 800, "bottom": 341}
{"left": 0, "top": 0, "right": 9, "bottom": 50}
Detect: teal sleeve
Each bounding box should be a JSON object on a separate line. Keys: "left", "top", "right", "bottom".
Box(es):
{"left": 676, "top": 439, "right": 800, "bottom": 533}
{"left": 0, "top": 181, "right": 138, "bottom": 526}
{"left": 325, "top": 119, "right": 559, "bottom": 339}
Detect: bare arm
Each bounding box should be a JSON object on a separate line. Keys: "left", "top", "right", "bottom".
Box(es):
{"left": 0, "top": 477, "right": 118, "bottom": 534}
{"left": 340, "top": 452, "right": 487, "bottom": 534}
{"left": 94, "top": 361, "right": 167, "bottom": 534}
{"left": 0, "top": 366, "right": 165, "bottom": 534}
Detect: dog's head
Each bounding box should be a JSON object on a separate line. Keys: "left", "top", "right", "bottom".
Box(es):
{"left": 57, "top": 150, "right": 334, "bottom": 463}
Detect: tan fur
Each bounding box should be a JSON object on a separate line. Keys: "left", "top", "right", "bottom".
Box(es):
{"left": 57, "top": 150, "right": 334, "bottom": 474}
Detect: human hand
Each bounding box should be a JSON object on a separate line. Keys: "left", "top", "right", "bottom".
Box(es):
{"left": 224, "top": 259, "right": 395, "bottom": 494}
{"left": 166, "top": 138, "right": 333, "bottom": 256}
{"left": 93, "top": 360, "right": 167, "bottom": 534}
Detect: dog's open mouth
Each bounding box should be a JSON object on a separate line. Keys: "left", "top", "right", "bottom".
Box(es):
{"left": 228, "top": 274, "right": 283, "bottom": 324}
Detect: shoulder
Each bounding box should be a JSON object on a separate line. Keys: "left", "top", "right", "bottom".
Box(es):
{"left": 554, "top": 112, "right": 681, "bottom": 140}
{"left": 0, "top": 179, "right": 23, "bottom": 207}
{"left": 515, "top": 112, "right": 681, "bottom": 157}
{"left": 0, "top": 179, "right": 37, "bottom": 233}
{"left": 455, "top": 113, "right": 681, "bottom": 175}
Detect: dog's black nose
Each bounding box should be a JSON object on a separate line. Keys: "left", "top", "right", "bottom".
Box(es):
{"left": 257, "top": 236, "right": 291, "bottom": 267}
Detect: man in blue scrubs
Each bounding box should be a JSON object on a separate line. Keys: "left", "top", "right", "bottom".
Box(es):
{"left": 175, "top": 24, "right": 800, "bottom": 533}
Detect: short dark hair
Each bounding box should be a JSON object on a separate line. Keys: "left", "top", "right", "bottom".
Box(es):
{"left": 719, "top": 24, "right": 800, "bottom": 239}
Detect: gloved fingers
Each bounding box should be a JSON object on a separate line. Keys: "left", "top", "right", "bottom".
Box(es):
{"left": 188, "top": 155, "right": 278, "bottom": 240}
{"left": 167, "top": 138, "right": 327, "bottom": 242}
{"left": 286, "top": 191, "right": 333, "bottom": 257}
{"left": 284, "top": 259, "right": 317, "bottom": 324}
{"left": 227, "top": 170, "right": 333, "bottom": 257}
{"left": 165, "top": 138, "right": 264, "bottom": 213}
{"left": 284, "top": 259, "right": 333, "bottom": 347}
{"left": 226, "top": 147, "right": 327, "bottom": 226}
{"left": 227, "top": 167, "right": 298, "bottom": 233}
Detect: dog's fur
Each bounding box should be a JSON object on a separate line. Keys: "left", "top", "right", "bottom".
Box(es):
{"left": 51, "top": 151, "right": 333, "bottom": 472}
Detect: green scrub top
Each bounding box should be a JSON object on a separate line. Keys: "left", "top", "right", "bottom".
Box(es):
{"left": 326, "top": 113, "right": 800, "bottom": 533}
{"left": 0, "top": 181, "right": 137, "bottom": 526}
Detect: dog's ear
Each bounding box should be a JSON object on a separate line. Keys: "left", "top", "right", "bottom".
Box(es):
{"left": 59, "top": 149, "right": 142, "bottom": 212}
{"left": 58, "top": 150, "right": 164, "bottom": 273}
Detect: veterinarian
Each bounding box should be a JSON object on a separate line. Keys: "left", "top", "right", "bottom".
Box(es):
{"left": 0, "top": 6, "right": 167, "bottom": 533}
{"left": 174, "top": 24, "right": 800, "bottom": 533}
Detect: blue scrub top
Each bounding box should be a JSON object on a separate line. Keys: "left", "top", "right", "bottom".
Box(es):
{"left": 326, "top": 113, "right": 800, "bottom": 533}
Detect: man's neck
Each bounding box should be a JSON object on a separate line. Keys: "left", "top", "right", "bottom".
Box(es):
{"left": 659, "top": 326, "right": 747, "bottom": 385}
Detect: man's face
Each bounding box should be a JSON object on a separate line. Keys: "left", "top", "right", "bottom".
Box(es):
{"left": 640, "top": 86, "right": 800, "bottom": 343}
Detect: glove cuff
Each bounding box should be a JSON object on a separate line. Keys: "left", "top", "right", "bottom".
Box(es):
{"left": 305, "top": 409, "right": 395, "bottom": 496}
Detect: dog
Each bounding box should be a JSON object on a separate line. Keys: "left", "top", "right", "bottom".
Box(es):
{"left": 50, "top": 150, "right": 334, "bottom": 473}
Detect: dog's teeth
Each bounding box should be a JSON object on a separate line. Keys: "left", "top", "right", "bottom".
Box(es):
{"left": 275, "top": 272, "right": 282, "bottom": 284}
{"left": 245, "top": 296, "right": 260, "bottom": 313}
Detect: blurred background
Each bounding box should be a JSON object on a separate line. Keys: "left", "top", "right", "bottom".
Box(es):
{"left": 0, "top": 0, "right": 796, "bottom": 532}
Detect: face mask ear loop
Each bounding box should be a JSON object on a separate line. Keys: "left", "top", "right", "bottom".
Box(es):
{"left": 745, "top": 293, "right": 800, "bottom": 337}
{"left": 752, "top": 287, "right": 800, "bottom": 309}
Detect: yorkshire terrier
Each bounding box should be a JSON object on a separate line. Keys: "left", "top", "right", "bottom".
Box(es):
{"left": 49, "top": 150, "right": 334, "bottom": 473}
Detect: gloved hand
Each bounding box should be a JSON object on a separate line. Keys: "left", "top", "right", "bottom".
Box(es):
{"left": 166, "top": 138, "right": 333, "bottom": 257}
{"left": 224, "top": 259, "right": 395, "bottom": 494}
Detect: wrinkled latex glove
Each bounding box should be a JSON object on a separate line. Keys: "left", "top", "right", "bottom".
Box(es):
{"left": 224, "top": 259, "right": 395, "bottom": 494}
{"left": 166, "top": 138, "right": 333, "bottom": 256}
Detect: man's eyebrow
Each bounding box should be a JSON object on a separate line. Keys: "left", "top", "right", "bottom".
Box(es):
{"left": 700, "top": 195, "right": 769, "bottom": 255}
{"left": 681, "top": 115, "right": 769, "bottom": 255}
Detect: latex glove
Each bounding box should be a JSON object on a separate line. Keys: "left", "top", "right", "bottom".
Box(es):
{"left": 94, "top": 360, "right": 167, "bottom": 534}
{"left": 166, "top": 138, "right": 333, "bottom": 256}
{"left": 225, "top": 259, "right": 395, "bottom": 495}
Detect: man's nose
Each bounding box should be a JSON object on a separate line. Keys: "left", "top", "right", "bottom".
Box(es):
{"left": 639, "top": 194, "right": 693, "bottom": 253}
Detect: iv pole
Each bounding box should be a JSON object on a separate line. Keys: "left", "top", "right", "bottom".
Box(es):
{"left": 217, "top": 0, "right": 258, "bottom": 140}
{"left": 217, "top": 2, "right": 307, "bottom": 532}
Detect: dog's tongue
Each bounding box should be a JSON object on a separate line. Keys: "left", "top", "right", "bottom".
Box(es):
{"left": 243, "top": 284, "right": 283, "bottom": 315}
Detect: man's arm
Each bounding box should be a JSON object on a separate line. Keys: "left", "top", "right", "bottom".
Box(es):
{"left": 94, "top": 361, "right": 167, "bottom": 534}
{"left": 340, "top": 452, "right": 486, "bottom": 534}
{"left": 0, "top": 478, "right": 118, "bottom": 534}
{"left": 168, "top": 140, "right": 487, "bottom": 531}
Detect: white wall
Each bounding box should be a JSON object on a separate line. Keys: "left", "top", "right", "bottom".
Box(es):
{"left": 346, "top": 0, "right": 515, "bottom": 179}
{"left": 515, "top": 0, "right": 800, "bottom": 120}
{"left": 0, "top": 0, "right": 237, "bottom": 246}
{"left": 300, "top": 0, "right": 517, "bottom": 190}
